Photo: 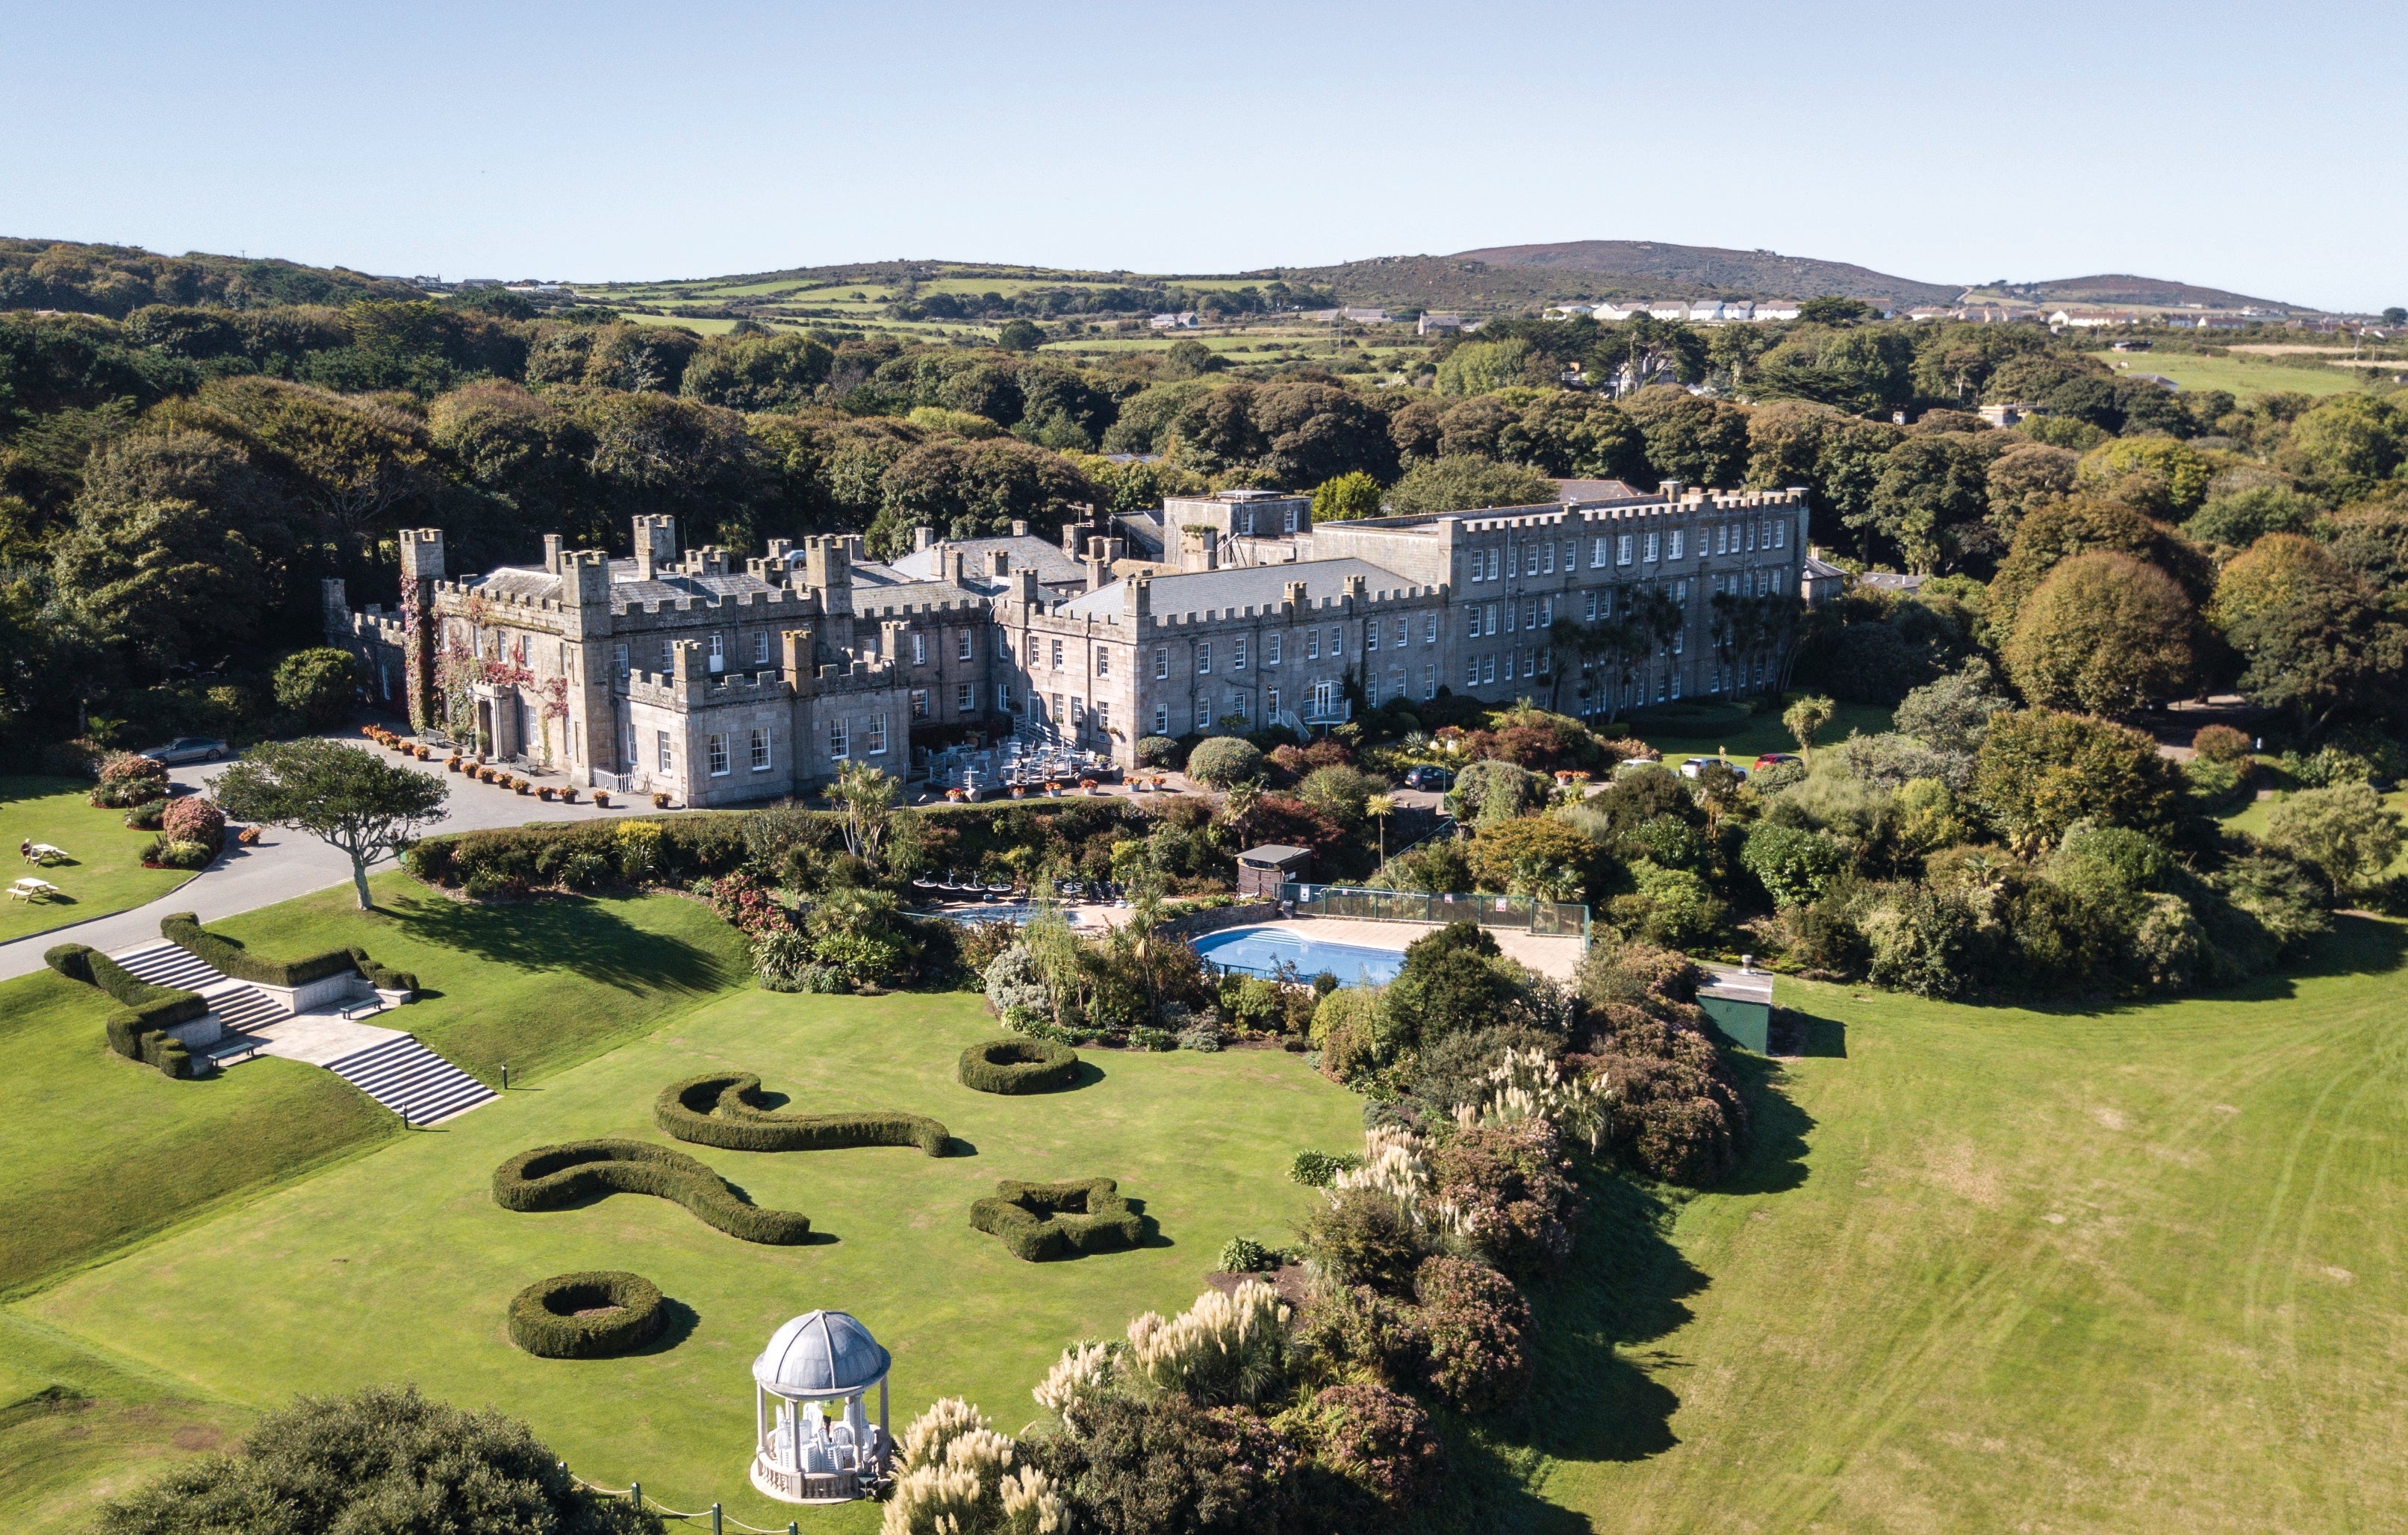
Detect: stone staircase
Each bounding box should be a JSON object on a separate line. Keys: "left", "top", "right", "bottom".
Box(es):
{"left": 323, "top": 1036, "right": 497, "bottom": 1126}
{"left": 109, "top": 939, "right": 495, "bottom": 1125}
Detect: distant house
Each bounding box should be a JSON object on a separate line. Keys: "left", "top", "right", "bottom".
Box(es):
{"left": 1594, "top": 300, "right": 1648, "bottom": 321}
{"left": 1418, "top": 312, "right": 1464, "bottom": 334}
{"left": 1904, "top": 306, "right": 1950, "bottom": 322}
{"left": 1149, "top": 312, "right": 1198, "bottom": 331}
{"left": 1978, "top": 402, "right": 2047, "bottom": 428}
{"left": 2165, "top": 313, "right": 2255, "bottom": 331}
{"left": 1340, "top": 307, "right": 1389, "bottom": 324}
{"left": 1857, "top": 571, "right": 1925, "bottom": 595}
{"left": 2050, "top": 308, "right": 2138, "bottom": 329}
{"left": 1752, "top": 299, "right": 1802, "bottom": 321}
{"left": 1646, "top": 300, "right": 1691, "bottom": 321}
{"left": 1801, "top": 554, "right": 1849, "bottom": 608}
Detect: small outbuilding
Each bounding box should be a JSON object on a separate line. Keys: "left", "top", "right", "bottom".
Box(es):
{"left": 1236, "top": 844, "right": 1314, "bottom": 899}
{"left": 749, "top": 1310, "right": 892, "bottom": 1504}
{"left": 1698, "top": 965, "right": 1776, "bottom": 1053}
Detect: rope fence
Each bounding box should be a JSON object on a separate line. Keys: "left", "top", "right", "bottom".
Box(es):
{"left": 562, "top": 1467, "right": 802, "bottom": 1535}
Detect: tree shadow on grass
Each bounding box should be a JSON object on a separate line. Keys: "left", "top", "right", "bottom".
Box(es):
{"left": 1937, "top": 915, "right": 2407, "bottom": 1019}
{"left": 389, "top": 893, "right": 732, "bottom": 995}
{"left": 1718, "top": 1050, "right": 1814, "bottom": 1199}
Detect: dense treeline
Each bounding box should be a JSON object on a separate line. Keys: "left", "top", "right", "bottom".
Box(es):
{"left": 1, "top": 237, "right": 2402, "bottom": 760}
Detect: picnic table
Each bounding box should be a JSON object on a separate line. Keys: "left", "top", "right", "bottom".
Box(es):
{"left": 8, "top": 877, "right": 60, "bottom": 901}
{"left": 22, "top": 842, "right": 67, "bottom": 864}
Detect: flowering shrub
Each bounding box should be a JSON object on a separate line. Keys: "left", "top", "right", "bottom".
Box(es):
{"left": 92, "top": 753, "right": 170, "bottom": 809}
{"left": 1283, "top": 1382, "right": 1443, "bottom": 1513}
{"left": 1412, "top": 1256, "right": 1532, "bottom": 1413}
{"left": 884, "top": 1396, "right": 1068, "bottom": 1535}
{"left": 695, "top": 871, "right": 788, "bottom": 939}
{"left": 1298, "top": 1282, "right": 1425, "bottom": 1384}
{"left": 1427, "top": 1119, "right": 1584, "bottom": 1280}
{"left": 984, "top": 942, "right": 1052, "bottom": 1029}
{"left": 161, "top": 797, "right": 226, "bottom": 850}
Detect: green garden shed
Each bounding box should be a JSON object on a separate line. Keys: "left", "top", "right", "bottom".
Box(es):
{"left": 1698, "top": 967, "right": 1776, "bottom": 1054}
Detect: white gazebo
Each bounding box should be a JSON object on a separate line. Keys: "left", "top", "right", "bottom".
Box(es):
{"left": 749, "top": 1310, "right": 892, "bottom": 1504}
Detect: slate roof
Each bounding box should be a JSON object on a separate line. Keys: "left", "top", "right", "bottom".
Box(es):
{"left": 889, "top": 535, "right": 1086, "bottom": 588}
{"left": 1060, "top": 557, "right": 1423, "bottom": 621}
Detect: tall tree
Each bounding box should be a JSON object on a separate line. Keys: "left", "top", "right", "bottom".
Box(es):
{"left": 2003, "top": 551, "right": 2198, "bottom": 716}
{"left": 212, "top": 739, "right": 448, "bottom": 909}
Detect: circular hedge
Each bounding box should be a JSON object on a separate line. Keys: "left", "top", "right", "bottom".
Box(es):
{"left": 507, "top": 1271, "right": 667, "bottom": 1359}
{"left": 1186, "top": 736, "right": 1263, "bottom": 788}
{"left": 959, "top": 1036, "right": 1081, "bottom": 1095}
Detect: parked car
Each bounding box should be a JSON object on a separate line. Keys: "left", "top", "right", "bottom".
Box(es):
{"left": 1679, "top": 756, "right": 1746, "bottom": 780}
{"left": 1753, "top": 752, "right": 1801, "bottom": 771}
{"left": 1403, "top": 765, "right": 1454, "bottom": 791}
{"left": 140, "top": 736, "right": 231, "bottom": 765}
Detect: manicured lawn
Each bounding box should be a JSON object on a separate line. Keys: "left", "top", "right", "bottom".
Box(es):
{"left": 2096, "top": 350, "right": 2372, "bottom": 400}
{"left": 2217, "top": 787, "right": 2408, "bottom": 877}
{"left": 208, "top": 877, "right": 754, "bottom": 1083}
{"left": 0, "top": 777, "right": 199, "bottom": 943}
{"left": 1534, "top": 915, "right": 2408, "bottom": 1532}
{"left": 0, "top": 968, "right": 395, "bottom": 1300}
{"left": 19, "top": 988, "right": 1363, "bottom": 1532}
{"left": 1623, "top": 698, "right": 1895, "bottom": 764}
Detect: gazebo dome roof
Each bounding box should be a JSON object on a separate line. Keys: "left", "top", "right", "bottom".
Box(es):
{"left": 752, "top": 1310, "right": 892, "bottom": 1398}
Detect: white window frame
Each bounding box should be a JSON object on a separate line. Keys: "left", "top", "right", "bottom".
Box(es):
{"left": 867, "top": 713, "right": 888, "bottom": 755}
{"left": 1328, "top": 625, "right": 1342, "bottom": 656}
{"left": 1307, "top": 628, "right": 1322, "bottom": 659}
{"left": 1366, "top": 622, "right": 1380, "bottom": 652}
{"left": 1197, "top": 641, "right": 1212, "bottom": 674}
{"left": 1153, "top": 705, "right": 1169, "bottom": 733}
{"left": 830, "top": 719, "right": 850, "bottom": 759}
{"left": 1617, "top": 534, "right": 1634, "bottom": 566}
{"left": 912, "top": 632, "right": 927, "bottom": 666}
{"left": 958, "top": 630, "right": 974, "bottom": 661}
{"left": 1095, "top": 646, "right": 1109, "bottom": 676}
{"left": 956, "top": 681, "right": 975, "bottom": 712}
{"left": 1266, "top": 687, "right": 1280, "bottom": 716}
{"left": 1051, "top": 639, "right": 1064, "bottom": 670}
{"left": 1645, "top": 531, "right": 1661, "bottom": 562}
{"left": 1670, "top": 529, "right": 1685, "bottom": 559}
{"left": 656, "top": 730, "right": 673, "bottom": 773}
{"left": 750, "top": 728, "right": 771, "bottom": 770}
{"left": 909, "top": 688, "right": 928, "bottom": 720}
{"left": 1593, "top": 536, "right": 1609, "bottom": 568}
{"left": 1154, "top": 646, "right": 1169, "bottom": 679}
{"left": 1233, "top": 637, "right": 1246, "bottom": 670}
{"left": 1266, "top": 632, "right": 1281, "bottom": 664}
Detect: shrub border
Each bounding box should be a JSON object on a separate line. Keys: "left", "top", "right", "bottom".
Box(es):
{"left": 958, "top": 1036, "right": 1081, "bottom": 1095}
{"left": 654, "top": 1073, "right": 951, "bottom": 1156}
{"left": 506, "top": 1270, "right": 668, "bottom": 1359}
{"left": 491, "top": 1139, "right": 812, "bottom": 1244}
{"left": 969, "top": 1177, "right": 1142, "bottom": 1261}
{"left": 161, "top": 912, "right": 359, "bottom": 988}
{"left": 44, "top": 942, "right": 203, "bottom": 1078}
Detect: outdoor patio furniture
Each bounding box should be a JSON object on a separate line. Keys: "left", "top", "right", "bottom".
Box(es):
{"left": 9, "top": 877, "right": 60, "bottom": 901}
{"left": 25, "top": 842, "right": 66, "bottom": 864}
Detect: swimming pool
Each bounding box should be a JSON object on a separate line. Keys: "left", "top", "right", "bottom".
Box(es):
{"left": 1192, "top": 927, "right": 1407, "bottom": 985}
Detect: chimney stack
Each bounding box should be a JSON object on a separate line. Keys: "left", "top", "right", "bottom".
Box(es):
{"left": 914, "top": 526, "right": 935, "bottom": 553}
{"left": 542, "top": 533, "right": 564, "bottom": 571}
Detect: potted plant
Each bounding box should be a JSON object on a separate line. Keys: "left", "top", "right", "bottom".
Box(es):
{"left": 236, "top": 825, "right": 262, "bottom": 845}
{"left": 538, "top": 786, "right": 556, "bottom": 801}
{"left": 446, "top": 755, "right": 462, "bottom": 772}
{"left": 1080, "top": 777, "right": 1100, "bottom": 794}
{"left": 651, "top": 791, "right": 672, "bottom": 809}
{"left": 516, "top": 780, "right": 532, "bottom": 795}
{"left": 592, "top": 790, "right": 612, "bottom": 808}
{"left": 561, "top": 786, "right": 579, "bottom": 804}
{"left": 947, "top": 788, "right": 967, "bottom": 803}
{"left": 1009, "top": 785, "right": 1025, "bottom": 798}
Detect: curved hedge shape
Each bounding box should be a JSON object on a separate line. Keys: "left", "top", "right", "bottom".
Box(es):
{"left": 971, "top": 1177, "right": 1142, "bottom": 1262}
{"left": 161, "top": 912, "right": 360, "bottom": 988}
{"left": 655, "top": 1073, "right": 951, "bottom": 1156}
{"left": 491, "top": 1139, "right": 812, "bottom": 1245}
{"left": 507, "top": 1271, "right": 668, "bottom": 1359}
{"left": 45, "top": 943, "right": 202, "bottom": 1079}
{"left": 958, "top": 1037, "right": 1081, "bottom": 1095}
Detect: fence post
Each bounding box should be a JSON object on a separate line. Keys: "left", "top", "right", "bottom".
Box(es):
{"left": 712, "top": 1503, "right": 723, "bottom": 1534}
{"left": 502, "top": 1062, "right": 509, "bottom": 1091}
{"left": 630, "top": 1481, "right": 640, "bottom": 1508}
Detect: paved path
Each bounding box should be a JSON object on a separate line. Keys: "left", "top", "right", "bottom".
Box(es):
{"left": 0, "top": 734, "right": 639, "bottom": 982}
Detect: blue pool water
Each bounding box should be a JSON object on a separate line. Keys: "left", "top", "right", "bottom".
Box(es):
{"left": 1192, "top": 927, "right": 1407, "bottom": 984}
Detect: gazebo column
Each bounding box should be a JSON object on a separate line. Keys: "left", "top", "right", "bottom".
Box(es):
{"left": 878, "top": 1379, "right": 889, "bottom": 1467}
{"left": 755, "top": 1384, "right": 766, "bottom": 1465}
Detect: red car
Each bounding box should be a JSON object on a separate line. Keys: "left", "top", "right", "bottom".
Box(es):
{"left": 1753, "top": 752, "right": 1801, "bottom": 772}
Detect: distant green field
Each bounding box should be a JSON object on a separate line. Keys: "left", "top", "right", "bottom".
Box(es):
{"left": 2101, "top": 351, "right": 2378, "bottom": 400}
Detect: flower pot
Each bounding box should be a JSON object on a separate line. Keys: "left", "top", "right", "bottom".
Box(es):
{"left": 515, "top": 782, "right": 532, "bottom": 795}
{"left": 538, "top": 787, "right": 556, "bottom": 801}
{"left": 592, "top": 791, "right": 611, "bottom": 808}
{"left": 561, "top": 787, "right": 579, "bottom": 804}
{"left": 651, "top": 792, "right": 671, "bottom": 809}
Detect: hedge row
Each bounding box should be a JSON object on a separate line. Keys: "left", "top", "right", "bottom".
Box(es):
{"left": 654, "top": 1073, "right": 951, "bottom": 1156}
{"left": 958, "top": 1036, "right": 1082, "bottom": 1095}
{"left": 490, "top": 1139, "right": 813, "bottom": 1245}
{"left": 347, "top": 948, "right": 420, "bottom": 996}
{"left": 45, "top": 942, "right": 203, "bottom": 1079}
{"left": 161, "top": 912, "right": 357, "bottom": 987}
{"left": 404, "top": 815, "right": 751, "bottom": 892}
{"left": 970, "top": 1177, "right": 1143, "bottom": 1262}
{"left": 506, "top": 1271, "right": 668, "bottom": 1360}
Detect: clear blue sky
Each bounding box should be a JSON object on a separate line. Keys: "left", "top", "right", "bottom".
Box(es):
{"left": 6, "top": 0, "right": 2401, "bottom": 311}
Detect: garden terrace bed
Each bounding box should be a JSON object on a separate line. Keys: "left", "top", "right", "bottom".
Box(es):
{"left": 160, "top": 912, "right": 359, "bottom": 988}
{"left": 43, "top": 942, "right": 204, "bottom": 1078}
{"left": 958, "top": 1036, "right": 1081, "bottom": 1095}
{"left": 506, "top": 1270, "right": 669, "bottom": 1359}
{"left": 969, "top": 1177, "right": 1142, "bottom": 1261}
{"left": 653, "top": 1072, "right": 951, "bottom": 1155}
{"left": 491, "top": 1139, "right": 813, "bottom": 1244}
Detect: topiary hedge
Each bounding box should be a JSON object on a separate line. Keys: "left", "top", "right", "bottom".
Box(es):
{"left": 654, "top": 1073, "right": 951, "bottom": 1156}
{"left": 505, "top": 1271, "right": 668, "bottom": 1359}
{"left": 970, "top": 1177, "right": 1143, "bottom": 1261}
{"left": 958, "top": 1036, "right": 1081, "bottom": 1095}
{"left": 161, "top": 912, "right": 359, "bottom": 988}
{"left": 45, "top": 942, "right": 205, "bottom": 1078}
{"left": 491, "top": 1139, "right": 812, "bottom": 1244}
{"left": 347, "top": 948, "right": 419, "bottom": 997}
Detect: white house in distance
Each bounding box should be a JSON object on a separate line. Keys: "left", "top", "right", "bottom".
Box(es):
{"left": 1148, "top": 312, "right": 1198, "bottom": 330}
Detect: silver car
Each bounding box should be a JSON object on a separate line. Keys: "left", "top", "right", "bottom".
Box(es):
{"left": 140, "top": 736, "right": 231, "bottom": 765}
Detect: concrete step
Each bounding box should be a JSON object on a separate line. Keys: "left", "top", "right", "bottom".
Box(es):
{"left": 111, "top": 941, "right": 225, "bottom": 992}
{"left": 208, "top": 986, "right": 282, "bottom": 1033}
{"left": 323, "top": 1035, "right": 496, "bottom": 1125}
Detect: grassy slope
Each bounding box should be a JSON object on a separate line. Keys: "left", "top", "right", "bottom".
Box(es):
{"left": 207, "top": 878, "right": 752, "bottom": 1083}
{"left": 1625, "top": 700, "right": 1895, "bottom": 764}
{"left": 19, "top": 988, "right": 1363, "bottom": 1532}
{"left": 0, "top": 778, "right": 197, "bottom": 943}
{"left": 2099, "top": 351, "right": 2368, "bottom": 399}
{"left": 1535, "top": 915, "right": 2408, "bottom": 1533}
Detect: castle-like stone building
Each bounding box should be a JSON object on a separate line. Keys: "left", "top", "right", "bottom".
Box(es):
{"left": 328, "top": 480, "right": 1810, "bottom": 807}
